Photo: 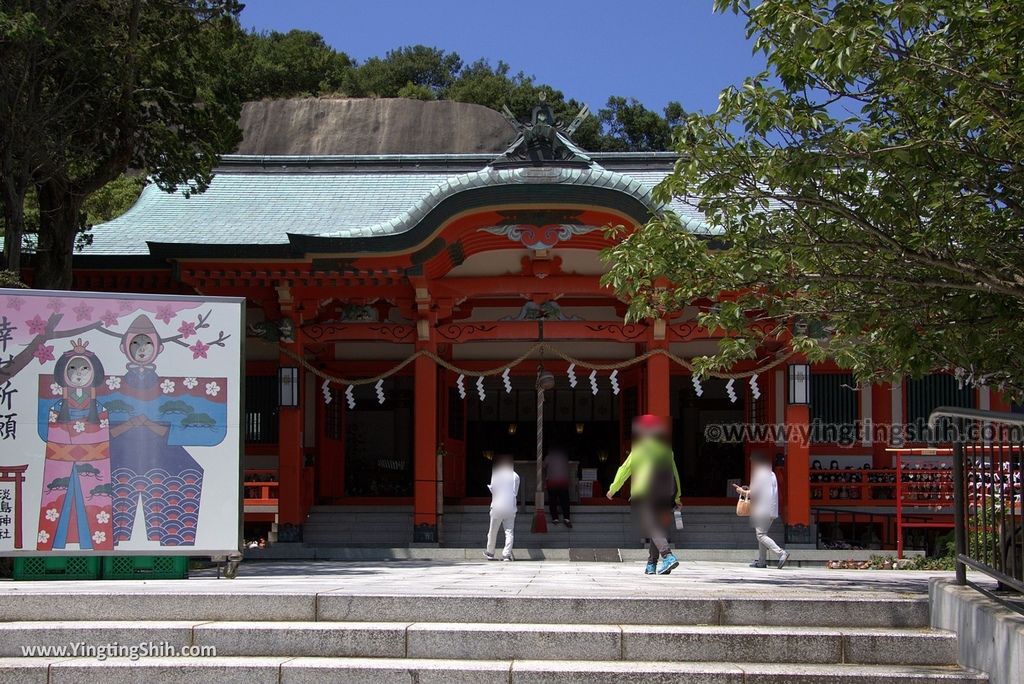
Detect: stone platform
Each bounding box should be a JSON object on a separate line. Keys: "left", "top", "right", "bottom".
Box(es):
{"left": 0, "top": 561, "right": 987, "bottom": 683}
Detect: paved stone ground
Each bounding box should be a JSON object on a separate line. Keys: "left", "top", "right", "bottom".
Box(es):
{"left": 0, "top": 560, "right": 954, "bottom": 599}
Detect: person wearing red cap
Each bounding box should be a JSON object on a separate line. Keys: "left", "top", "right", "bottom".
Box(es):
{"left": 607, "top": 415, "right": 682, "bottom": 575}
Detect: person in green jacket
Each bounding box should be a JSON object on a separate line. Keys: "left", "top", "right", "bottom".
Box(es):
{"left": 607, "top": 414, "right": 682, "bottom": 575}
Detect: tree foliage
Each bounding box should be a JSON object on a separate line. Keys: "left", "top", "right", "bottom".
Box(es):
{"left": 1, "top": 0, "right": 244, "bottom": 288}
{"left": 233, "top": 28, "right": 353, "bottom": 100}
{"left": 603, "top": 0, "right": 1024, "bottom": 398}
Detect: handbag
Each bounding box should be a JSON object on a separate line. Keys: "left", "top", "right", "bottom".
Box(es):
{"left": 735, "top": 490, "right": 751, "bottom": 517}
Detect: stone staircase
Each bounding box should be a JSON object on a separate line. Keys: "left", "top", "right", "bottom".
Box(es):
{"left": 0, "top": 582, "right": 985, "bottom": 682}
{"left": 303, "top": 504, "right": 780, "bottom": 549}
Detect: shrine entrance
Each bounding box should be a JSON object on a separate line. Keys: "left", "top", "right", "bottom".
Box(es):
{"left": 463, "top": 374, "right": 622, "bottom": 502}
{"left": 672, "top": 376, "right": 747, "bottom": 499}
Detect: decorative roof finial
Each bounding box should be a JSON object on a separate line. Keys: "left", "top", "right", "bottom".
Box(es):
{"left": 493, "top": 97, "right": 592, "bottom": 168}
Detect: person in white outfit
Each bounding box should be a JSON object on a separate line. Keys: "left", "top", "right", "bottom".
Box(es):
{"left": 734, "top": 453, "right": 790, "bottom": 569}
{"left": 484, "top": 453, "right": 520, "bottom": 561}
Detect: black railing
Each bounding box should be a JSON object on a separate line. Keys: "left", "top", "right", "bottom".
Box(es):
{"left": 928, "top": 407, "right": 1024, "bottom": 613}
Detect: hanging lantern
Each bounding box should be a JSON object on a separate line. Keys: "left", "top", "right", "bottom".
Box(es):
{"left": 788, "top": 363, "right": 811, "bottom": 405}
{"left": 277, "top": 367, "right": 300, "bottom": 407}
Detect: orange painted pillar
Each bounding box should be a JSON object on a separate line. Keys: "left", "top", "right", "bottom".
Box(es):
{"left": 784, "top": 403, "right": 812, "bottom": 543}
{"left": 277, "top": 345, "right": 304, "bottom": 526}
{"left": 412, "top": 351, "right": 439, "bottom": 542}
{"left": 646, "top": 347, "right": 670, "bottom": 417}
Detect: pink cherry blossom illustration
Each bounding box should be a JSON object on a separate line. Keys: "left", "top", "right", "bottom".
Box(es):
{"left": 155, "top": 304, "right": 176, "bottom": 325}
{"left": 72, "top": 302, "right": 94, "bottom": 321}
{"left": 33, "top": 344, "right": 55, "bottom": 364}
{"left": 26, "top": 315, "right": 48, "bottom": 335}
{"left": 6, "top": 297, "right": 24, "bottom": 311}
{"left": 100, "top": 311, "right": 119, "bottom": 327}
{"left": 177, "top": 320, "right": 198, "bottom": 339}
{"left": 46, "top": 298, "right": 65, "bottom": 312}
{"left": 188, "top": 340, "right": 210, "bottom": 359}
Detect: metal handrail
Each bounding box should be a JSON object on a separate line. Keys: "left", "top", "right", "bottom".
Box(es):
{"left": 927, "top": 407, "right": 1024, "bottom": 614}
{"left": 928, "top": 406, "right": 1024, "bottom": 428}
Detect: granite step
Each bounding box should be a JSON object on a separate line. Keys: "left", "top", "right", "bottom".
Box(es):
{"left": 0, "top": 656, "right": 986, "bottom": 684}
{"left": 0, "top": 621, "right": 960, "bottom": 665}
{"left": 0, "top": 593, "right": 932, "bottom": 628}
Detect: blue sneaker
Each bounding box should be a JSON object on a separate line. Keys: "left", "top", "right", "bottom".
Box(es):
{"left": 645, "top": 561, "right": 657, "bottom": 575}
{"left": 657, "top": 553, "right": 679, "bottom": 575}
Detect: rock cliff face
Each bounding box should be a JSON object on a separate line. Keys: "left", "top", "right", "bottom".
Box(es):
{"left": 236, "top": 98, "right": 516, "bottom": 155}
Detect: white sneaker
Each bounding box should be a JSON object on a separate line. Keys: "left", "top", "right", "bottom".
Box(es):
{"left": 483, "top": 551, "right": 495, "bottom": 561}
{"left": 502, "top": 554, "right": 514, "bottom": 562}
{"left": 777, "top": 550, "right": 790, "bottom": 569}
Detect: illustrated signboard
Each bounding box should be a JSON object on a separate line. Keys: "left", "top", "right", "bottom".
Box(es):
{"left": 0, "top": 289, "right": 243, "bottom": 556}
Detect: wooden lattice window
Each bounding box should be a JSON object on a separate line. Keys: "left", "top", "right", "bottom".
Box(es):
{"left": 245, "top": 375, "right": 279, "bottom": 444}
{"left": 906, "top": 374, "right": 975, "bottom": 440}
{"left": 325, "top": 393, "right": 342, "bottom": 440}
{"left": 810, "top": 373, "right": 858, "bottom": 443}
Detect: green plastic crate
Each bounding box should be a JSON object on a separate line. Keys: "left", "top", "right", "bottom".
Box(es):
{"left": 101, "top": 555, "right": 189, "bottom": 580}
{"left": 13, "top": 556, "right": 101, "bottom": 581}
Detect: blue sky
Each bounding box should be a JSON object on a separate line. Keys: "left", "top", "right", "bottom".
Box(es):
{"left": 239, "top": 0, "right": 765, "bottom": 115}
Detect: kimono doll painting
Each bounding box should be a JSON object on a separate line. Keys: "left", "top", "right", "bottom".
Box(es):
{"left": 36, "top": 339, "right": 114, "bottom": 551}
{"left": 105, "top": 315, "right": 227, "bottom": 547}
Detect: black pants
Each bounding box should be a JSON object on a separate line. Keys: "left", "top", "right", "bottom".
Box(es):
{"left": 635, "top": 498, "right": 674, "bottom": 563}
{"left": 548, "top": 487, "right": 571, "bottom": 521}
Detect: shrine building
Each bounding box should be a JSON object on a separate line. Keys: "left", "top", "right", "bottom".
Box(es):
{"left": 64, "top": 100, "right": 999, "bottom": 551}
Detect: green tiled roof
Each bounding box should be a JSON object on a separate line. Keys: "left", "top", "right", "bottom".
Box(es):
{"left": 82, "top": 153, "right": 712, "bottom": 257}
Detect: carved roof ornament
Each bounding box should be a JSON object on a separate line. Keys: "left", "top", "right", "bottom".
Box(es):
{"left": 480, "top": 223, "right": 601, "bottom": 250}
{"left": 499, "top": 300, "right": 583, "bottom": 322}
{"left": 494, "top": 93, "right": 593, "bottom": 168}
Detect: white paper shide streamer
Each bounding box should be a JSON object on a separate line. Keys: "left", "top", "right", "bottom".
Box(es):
{"left": 692, "top": 375, "right": 703, "bottom": 397}
{"left": 321, "top": 379, "right": 332, "bottom": 405}
{"left": 502, "top": 368, "right": 512, "bottom": 393}
{"left": 609, "top": 370, "right": 620, "bottom": 395}
{"left": 749, "top": 374, "right": 761, "bottom": 400}
{"left": 476, "top": 376, "right": 486, "bottom": 401}
{"left": 374, "top": 379, "right": 386, "bottom": 404}
{"left": 567, "top": 363, "right": 577, "bottom": 388}
{"left": 456, "top": 374, "right": 466, "bottom": 399}
{"left": 588, "top": 370, "right": 598, "bottom": 396}
{"left": 725, "top": 378, "right": 737, "bottom": 403}
{"left": 345, "top": 385, "right": 355, "bottom": 409}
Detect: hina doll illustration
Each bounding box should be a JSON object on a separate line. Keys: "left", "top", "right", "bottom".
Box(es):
{"left": 105, "top": 315, "right": 227, "bottom": 546}
{"left": 36, "top": 339, "right": 114, "bottom": 551}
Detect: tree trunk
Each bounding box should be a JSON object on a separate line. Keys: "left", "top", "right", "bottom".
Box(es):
{"left": 2, "top": 194, "right": 25, "bottom": 274}
{"left": 33, "top": 178, "right": 83, "bottom": 290}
